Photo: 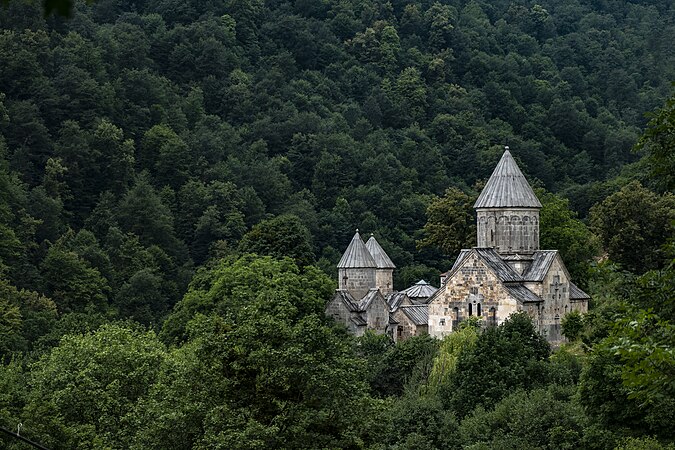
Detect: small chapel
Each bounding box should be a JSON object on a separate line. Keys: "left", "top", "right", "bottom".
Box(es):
{"left": 326, "top": 147, "right": 590, "bottom": 344}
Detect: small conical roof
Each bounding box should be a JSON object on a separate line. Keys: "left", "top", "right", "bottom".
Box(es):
{"left": 474, "top": 148, "right": 542, "bottom": 209}
{"left": 365, "top": 235, "right": 396, "bottom": 269}
{"left": 338, "top": 230, "right": 377, "bottom": 268}
{"left": 402, "top": 280, "right": 438, "bottom": 299}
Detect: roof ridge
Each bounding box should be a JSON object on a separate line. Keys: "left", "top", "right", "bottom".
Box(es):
{"left": 365, "top": 235, "right": 396, "bottom": 269}
{"left": 474, "top": 148, "right": 542, "bottom": 209}
{"left": 338, "top": 230, "right": 377, "bottom": 268}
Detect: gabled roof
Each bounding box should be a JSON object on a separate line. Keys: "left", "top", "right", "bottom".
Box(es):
{"left": 338, "top": 230, "right": 376, "bottom": 268}
{"left": 350, "top": 315, "right": 367, "bottom": 326}
{"left": 402, "top": 280, "right": 438, "bottom": 299}
{"left": 474, "top": 148, "right": 542, "bottom": 209}
{"left": 450, "top": 249, "right": 472, "bottom": 273}
{"left": 474, "top": 248, "right": 523, "bottom": 282}
{"left": 569, "top": 282, "right": 591, "bottom": 300}
{"left": 358, "top": 288, "right": 384, "bottom": 311}
{"left": 443, "top": 248, "right": 522, "bottom": 285}
{"left": 399, "top": 305, "right": 429, "bottom": 325}
{"left": 503, "top": 284, "right": 543, "bottom": 303}
{"left": 522, "top": 251, "right": 558, "bottom": 281}
{"left": 333, "top": 290, "right": 360, "bottom": 312}
{"left": 386, "top": 292, "right": 410, "bottom": 312}
{"left": 365, "top": 235, "right": 396, "bottom": 269}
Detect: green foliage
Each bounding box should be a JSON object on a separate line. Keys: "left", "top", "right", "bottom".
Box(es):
{"left": 418, "top": 187, "right": 476, "bottom": 258}
{"left": 0, "top": 1, "right": 673, "bottom": 447}
{"left": 459, "top": 389, "right": 586, "bottom": 449}
{"left": 589, "top": 182, "right": 674, "bottom": 273}
{"left": 538, "top": 189, "right": 600, "bottom": 283}
{"left": 135, "top": 262, "right": 380, "bottom": 449}
{"left": 161, "top": 254, "right": 334, "bottom": 344}
{"left": 357, "top": 333, "right": 439, "bottom": 398}
{"left": 427, "top": 326, "right": 478, "bottom": 394}
{"left": 442, "top": 312, "right": 551, "bottom": 418}
{"left": 561, "top": 310, "right": 584, "bottom": 342}
{"left": 636, "top": 86, "right": 675, "bottom": 192}
{"left": 22, "top": 324, "right": 167, "bottom": 449}
{"left": 41, "top": 237, "right": 110, "bottom": 314}
{"left": 238, "top": 214, "right": 315, "bottom": 267}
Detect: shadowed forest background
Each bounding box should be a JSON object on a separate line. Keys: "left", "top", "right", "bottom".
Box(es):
{"left": 0, "top": 0, "right": 673, "bottom": 448}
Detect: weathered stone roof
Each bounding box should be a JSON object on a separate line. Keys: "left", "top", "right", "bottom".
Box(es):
{"left": 385, "top": 292, "right": 409, "bottom": 312}
{"left": 359, "top": 288, "right": 383, "bottom": 311}
{"left": 365, "top": 235, "right": 396, "bottom": 269}
{"left": 474, "top": 248, "right": 523, "bottom": 282}
{"left": 399, "top": 305, "right": 429, "bottom": 325}
{"left": 522, "top": 250, "right": 558, "bottom": 281}
{"left": 402, "top": 280, "right": 438, "bottom": 300}
{"left": 503, "top": 284, "right": 543, "bottom": 303}
{"left": 338, "top": 230, "right": 377, "bottom": 268}
{"left": 333, "top": 289, "right": 360, "bottom": 311}
{"left": 474, "top": 148, "right": 542, "bottom": 209}
{"left": 569, "top": 282, "right": 591, "bottom": 300}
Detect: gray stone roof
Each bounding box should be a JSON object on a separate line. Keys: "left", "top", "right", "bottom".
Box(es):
{"left": 402, "top": 280, "right": 438, "bottom": 300}
{"left": 569, "top": 282, "right": 591, "bottom": 300}
{"left": 474, "top": 148, "right": 542, "bottom": 209}
{"left": 359, "top": 288, "right": 383, "bottom": 311}
{"left": 504, "top": 284, "right": 543, "bottom": 303}
{"left": 350, "top": 315, "right": 367, "bottom": 326}
{"left": 333, "top": 290, "right": 360, "bottom": 311}
{"left": 386, "top": 292, "right": 409, "bottom": 312}
{"left": 474, "top": 248, "right": 522, "bottom": 282}
{"left": 399, "top": 305, "right": 429, "bottom": 325}
{"left": 338, "top": 230, "right": 377, "bottom": 268}
{"left": 522, "top": 251, "right": 558, "bottom": 281}
{"left": 365, "top": 235, "right": 396, "bottom": 269}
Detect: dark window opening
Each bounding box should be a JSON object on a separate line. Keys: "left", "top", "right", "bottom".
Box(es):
{"left": 468, "top": 303, "right": 473, "bottom": 316}
{"left": 477, "top": 303, "right": 482, "bottom": 316}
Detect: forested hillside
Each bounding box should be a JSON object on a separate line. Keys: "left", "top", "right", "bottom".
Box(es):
{"left": 0, "top": 0, "right": 674, "bottom": 448}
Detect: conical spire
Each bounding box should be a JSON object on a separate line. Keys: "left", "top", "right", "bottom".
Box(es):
{"left": 474, "top": 147, "right": 542, "bottom": 209}
{"left": 338, "top": 230, "right": 377, "bottom": 268}
{"left": 365, "top": 234, "right": 396, "bottom": 269}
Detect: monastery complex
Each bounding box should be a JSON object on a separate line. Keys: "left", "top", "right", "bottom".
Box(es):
{"left": 325, "top": 148, "right": 590, "bottom": 344}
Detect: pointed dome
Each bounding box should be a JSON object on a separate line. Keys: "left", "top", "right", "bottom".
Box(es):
{"left": 474, "top": 148, "right": 542, "bottom": 209}
{"left": 365, "top": 235, "right": 396, "bottom": 269}
{"left": 338, "top": 230, "right": 377, "bottom": 268}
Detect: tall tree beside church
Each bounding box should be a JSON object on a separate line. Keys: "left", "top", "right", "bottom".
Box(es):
{"left": 589, "top": 181, "right": 674, "bottom": 274}
{"left": 418, "top": 187, "right": 476, "bottom": 258}
{"left": 635, "top": 88, "right": 675, "bottom": 192}
{"left": 238, "top": 214, "right": 315, "bottom": 267}
{"left": 538, "top": 189, "right": 600, "bottom": 282}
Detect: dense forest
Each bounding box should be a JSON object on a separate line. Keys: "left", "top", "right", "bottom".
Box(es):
{"left": 0, "top": 0, "right": 673, "bottom": 448}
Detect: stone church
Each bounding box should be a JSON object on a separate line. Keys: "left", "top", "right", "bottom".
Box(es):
{"left": 325, "top": 148, "right": 589, "bottom": 344}
{"left": 324, "top": 231, "right": 433, "bottom": 341}
{"left": 429, "top": 148, "right": 589, "bottom": 344}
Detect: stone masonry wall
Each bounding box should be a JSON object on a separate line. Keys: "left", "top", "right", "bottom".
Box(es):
{"left": 339, "top": 267, "right": 376, "bottom": 300}
{"left": 476, "top": 208, "right": 540, "bottom": 255}
{"left": 429, "top": 253, "right": 519, "bottom": 338}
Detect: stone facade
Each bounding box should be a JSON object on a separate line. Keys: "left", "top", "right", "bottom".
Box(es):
{"left": 374, "top": 268, "right": 394, "bottom": 295}
{"left": 428, "top": 252, "right": 518, "bottom": 338}
{"left": 476, "top": 208, "right": 540, "bottom": 255}
{"left": 338, "top": 267, "right": 376, "bottom": 301}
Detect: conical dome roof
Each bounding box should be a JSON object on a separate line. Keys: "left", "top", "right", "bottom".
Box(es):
{"left": 402, "top": 280, "right": 438, "bottom": 299}
{"left": 338, "top": 230, "right": 377, "bottom": 268}
{"left": 365, "top": 235, "right": 396, "bottom": 269}
{"left": 474, "top": 148, "right": 542, "bottom": 209}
